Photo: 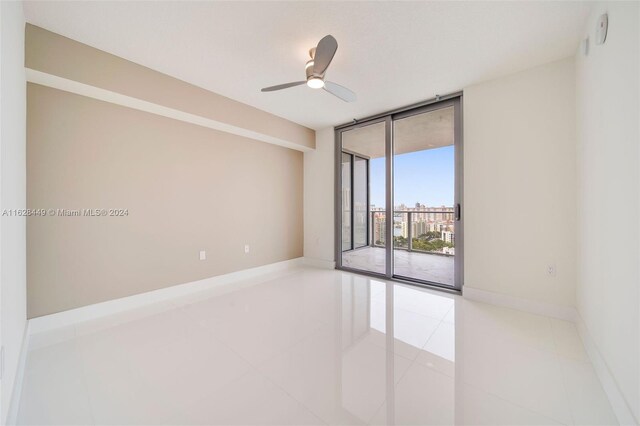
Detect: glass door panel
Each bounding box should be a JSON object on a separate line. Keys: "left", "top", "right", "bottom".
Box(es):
{"left": 392, "top": 105, "right": 456, "bottom": 287}
{"left": 340, "top": 121, "right": 386, "bottom": 276}
{"left": 341, "top": 152, "right": 352, "bottom": 251}
{"left": 353, "top": 156, "right": 368, "bottom": 249}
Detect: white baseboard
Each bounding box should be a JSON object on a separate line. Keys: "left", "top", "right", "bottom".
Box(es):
{"left": 462, "top": 286, "right": 578, "bottom": 322}
{"left": 29, "top": 257, "right": 304, "bottom": 334}
{"left": 302, "top": 257, "right": 336, "bottom": 269}
{"left": 5, "top": 322, "right": 30, "bottom": 426}
{"left": 575, "top": 313, "right": 638, "bottom": 426}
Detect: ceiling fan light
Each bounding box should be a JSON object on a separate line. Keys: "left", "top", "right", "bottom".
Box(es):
{"left": 307, "top": 77, "right": 324, "bottom": 89}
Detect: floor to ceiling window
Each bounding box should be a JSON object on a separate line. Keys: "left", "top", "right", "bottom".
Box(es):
{"left": 335, "top": 95, "right": 463, "bottom": 291}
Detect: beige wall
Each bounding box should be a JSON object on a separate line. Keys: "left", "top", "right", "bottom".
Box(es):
{"left": 576, "top": 2, "right": 639, "bottom": 422}
{"left": 25, "top": 24, "right": 315, "bottom": 151}
{"left": 27, "top": 84, "right": 303, "bottom": 318}
{"left": 463, "top": 57, "right": 577, "bottom": 308}
{"left": 303, "top": 127, "right": 335, "bottom": 264}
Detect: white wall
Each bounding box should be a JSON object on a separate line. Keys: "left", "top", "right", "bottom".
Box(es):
{"left": 575, "top": 2, "right": 640, "bottom": 423}
{"left": 0, "top": 1, "right": 27, "bottom": 422}
{"left": 463, "top": 58, "right": 577, "bottom": 309}
{"left": 303, "top": 127, "right": 335, "bottom": 265}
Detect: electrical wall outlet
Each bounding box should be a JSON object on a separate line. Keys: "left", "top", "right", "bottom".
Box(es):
{"left": 199, "top": 250, "right": 206, "bottom": 261}
{"left": 547, "top": 263, "right": 557, "bottom": 277}
{"left": 244, "top": 244, "right": 250, "bottom": 254}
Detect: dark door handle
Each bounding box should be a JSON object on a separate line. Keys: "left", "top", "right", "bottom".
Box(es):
{"left": 455, "top": 203, "right": 461, "bottom": 221}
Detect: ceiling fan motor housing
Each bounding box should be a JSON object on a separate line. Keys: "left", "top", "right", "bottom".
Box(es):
{"left": 305, "top": 59, "right": 320, "bottom": 80}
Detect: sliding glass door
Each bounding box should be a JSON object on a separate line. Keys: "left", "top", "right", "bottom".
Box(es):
{"left": 392, "top": 103, "right": 457, "bottom": 285}
{"left": 336, "top": 96, "right": 463, "bottom": 291}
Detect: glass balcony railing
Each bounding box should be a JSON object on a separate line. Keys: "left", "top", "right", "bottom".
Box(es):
{"left": 369, "top": 210, "right": 455, "bottom": 257}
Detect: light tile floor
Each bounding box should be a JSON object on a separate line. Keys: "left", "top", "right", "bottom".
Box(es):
{"left": 18, "top": 267, "right": 618, "bottom": 425}
{"left": 342, "top": 247, "right": 455, "bottom": 286}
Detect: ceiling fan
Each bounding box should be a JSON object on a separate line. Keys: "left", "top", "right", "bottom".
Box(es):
{"left": 261, "top": 35, "right": 356, "bottom": 103}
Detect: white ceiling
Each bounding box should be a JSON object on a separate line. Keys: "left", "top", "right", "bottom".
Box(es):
{"left": 23, "top": 1, "right": 591, "bottom": 130}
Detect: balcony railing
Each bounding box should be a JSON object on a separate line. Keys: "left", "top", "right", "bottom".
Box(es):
{"left": 369, "top": 210, "right": 455, "bottom": 257}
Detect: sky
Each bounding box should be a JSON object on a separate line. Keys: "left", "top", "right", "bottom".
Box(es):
{"left": 369, "top": 145, "right": 454, "bottom": 208}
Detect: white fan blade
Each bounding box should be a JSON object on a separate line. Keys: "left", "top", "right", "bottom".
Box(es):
{"left": 324, "top": 81, "right": 356, "bottom": 102}
{"left": 313, "top": 35, "right": 338, "bottom": 76}
{"left": 261, "top": 81, "right": 306, "bottom": 92}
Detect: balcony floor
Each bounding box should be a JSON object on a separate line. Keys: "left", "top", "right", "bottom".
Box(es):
{"left": 341, "top": 246, "right": 454, "bottom": 286}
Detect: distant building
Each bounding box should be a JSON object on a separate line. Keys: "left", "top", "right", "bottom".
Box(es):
{"left": 373, "top": 218, "right": 386, "bottom": 245}
{"left": 441, "top": 231, "right": 455, "bottom": 244}
{"left": 412, "top": 220, "right": 429, "bottom": 237}
{"left": 399, "top": 221, "right": 408, "bottom": 238}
